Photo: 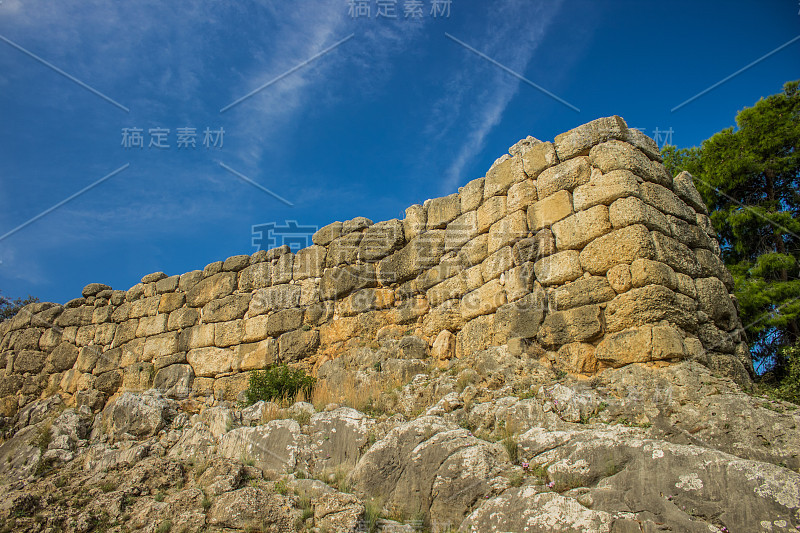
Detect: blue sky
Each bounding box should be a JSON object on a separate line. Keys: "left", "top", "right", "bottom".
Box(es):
{"left": 0, "top": 0, "right": 798, "bottom": 305}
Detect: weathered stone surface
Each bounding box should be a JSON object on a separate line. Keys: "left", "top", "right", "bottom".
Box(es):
{"left": 512, "top": 229, "right": 556, "bottom": 264}
{"left": 343, "top": 216, "right": 372, "bottom": 234}
{"left": 102, "top": 392, "right": 172, "bottom": 439}
{"left": 484, "top": 155, "right": 525, "bottom": 198}
{"left": 639, "top": 181, "right": 696, "bottom": 222}
{"left": 554, "top": 115, "right": 628, "bottom": 160}
{"left": 142, "top": 332, "right": 179, "bottom": 361}
{"left": 326, "top": 232, "right": 362, "bottom": 267}
{"left": 552, "top": 276, "right": 616, "bottom": 310}
{"left": 271, "top": 252, "right": 294, "bottom": 284}
{"left": 624, "top": 126, "right": 662, "bottom": 160}
{"left": 135, "top": 314, "right": 168, "bottom": 337}
{"left": 81, "top": 283, "right": 111, "bottom": 297}
{"left": 214, "top": 319, "right": 244, "bottom": 348}
{"left": 432, "top": 329, "right": 456, "bottom": 360}
{"left": 187, "top": 346, "right": 235, "bottom": 377}
{"left": 521, "top": 141, "right": 559, "bottom": 177}
{"left": 673, "top": 170, "right": 708, "bottom": 214}
{"left": 495, "top": 291, "right": 546, "bottom": 339}
{"left": 250, "top": 284, "right": 302, "bottom": 314}
{"left": 427, "top": 275, "right": 468, "bottom": 308}
{"left": 572, "top": 169, "right": 641, "bottom": 211}
{"left": 579, "top": 224, "right": 655, "bottom": 275}
{"left": 527, "top": 190, "right": 573, "bottom": 231}
{"left": 477, "top": 195, "right": 507, "bottom": 233}
{"left": 651, "top": 231, "right": 702, "bottom": 277}
{"left": 219, "top": 420, "right": 304, "bottom": 472}
{"left": 605, "top": 284, "right": 697, "bottom": 332}
{"left": 533, "top": 250, "right": 582, "bottom": 286}
{"left": 403, "top": 204, "right": 426, "bottom": 242}
{"left": 207, "top": 486, "right": 296, "bottom": 530}
{"left": 376, "top": 231, "right": 444, "bottom": 285}
{"left": 630, "top": 258, "right": 677, "bottom": 290}
{"left": 481, "top": 245, "right": 513, "bottom": 283}
{"left": 157, "top": 292, "right": 184, "bottom": 314}
{"left": 235, "top": 338, "right": 276, "bottom": 371}
{"left": 596, "top": 324, "right": 685, "bottom": 366}
{"left": 488, "top": 209, "right": 528, "bottom": 254}
{"left": 186, "top": 272, "right": 236, "bottom": 307}
{"left": 293, "top": 245, "right": 326, "bottom": 280}
{"left": 461, "top": 280, "right": 506, "bottom": 320}
{"left": 359, "top": 219, "right": 405, "bottom": 262}
{"left": 264, "top": 307, "right": 303, "bottom": 336}
{"left": 13, "top": 349, "right": 46, "bottom": 374}
{"left": 45, "top": 342, "right": 79, "bottom": 372}
{"left": 279, "top": 329, "right": 320, "bottom": 362}
{"left": 445, "top": 211, "right": 480, "bottom": 251}
{"left": 556, "top": 342, "right": 598, "bottom": 374}
{"left": 537, "top": 304, "right": 603, "bottom": 347}
{"left": 552, "top": 204, "right": 611, "bottom": 250}
{"left": 238, "top": 261, "right": 272, "bottom": 292}
{"left": 202, "top": 293, "right": 251, "bottom": 323}
{"left": 312, "top": 221, "right": 343, "bottom": 246}
{"left": 320, "top": 264, "right": 376, "bottom": 300}
{"left": 458, "top": 233, "right": 489, "bottom": 266}
{"left": 695, "top": 247, "right": 734, "bottom": 289}
{"left": 460, "top": 177, "right": 485, "bottom": 212}
{"left": 506, "top": 179, "right": 537, "bottom": 212}
{"left": 589, "top": 139, "right": 671, "bottom": 187}
{"left": 427, "top": 193, "right": 461, "bottom": 229}
{"left": 695, "top": 277, "right": 738, "bottom": 331}
{"left": 537, "top": 156, "right": 591, "bottom": 199}
{"left": 153, "top": 364, "right": 194, "bottom": 398}
{"left": 167, "top": 307, "right": 199, "bottom": 330}
{"left": 609, "top": 195, "right": 671, "bottom": 234}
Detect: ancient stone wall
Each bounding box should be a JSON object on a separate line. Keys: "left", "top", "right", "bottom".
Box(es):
{"left": 0, "top": 116, "right": 753, "bottom": 417}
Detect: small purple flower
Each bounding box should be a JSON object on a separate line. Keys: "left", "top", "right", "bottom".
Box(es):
{"left": 521, "top": 462, "right": 529, "bottom": 469}
{"left": 547, "top": 481, "right": 555, "bottom": 488}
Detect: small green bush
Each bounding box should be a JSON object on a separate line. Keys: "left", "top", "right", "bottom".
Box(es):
{"left": 243, "top": 364, "right": 316, "bottom": 406}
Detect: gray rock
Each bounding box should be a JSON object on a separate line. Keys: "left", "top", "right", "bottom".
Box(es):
{"left": 102, "top": 392, "right": 173, "bottom": 440}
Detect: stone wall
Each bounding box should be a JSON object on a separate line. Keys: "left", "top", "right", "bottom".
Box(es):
{"left": 0, "top": 116, "right": 753, "bottom": 417}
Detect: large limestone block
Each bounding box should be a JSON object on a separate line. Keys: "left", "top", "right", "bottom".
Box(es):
{"left": 272, "top": 252, "right": 294, "bottom": 284}
{"left": 179, "top": 324, "right": 215, "bottom": 351}
{"left": 427, "top": 193, "right": 461, "bottom": 229}
{"left": 458, "top": 234, "right": 489, "bottom": 266}
{"left": 359, "top": 219, "right": 405, "bottom": 262}
{"left": 320, "top": 264, "right": 377, "bottom": 300}
{"left": 537, "top": 304, "right": 603, "bottom": 347}
{"left": 309, "top": 407, "right": 376, "bottom": 472}
{"left": 495, "top": 290, "right": 546, "bottom": 339}
{"left": 533, "top": 250, "right": 582, "bottom": 286}
{"left": 512, "top": 229, "right": 556, "bottom": 264}
{"left": 555, "top": 342, "right": 598, "bottom": 374}
{"left": 136, "top": 314, "right": 168, "bottom": 337}
{"left": 456, "top": 315, "right": 495, "bottom": 357}
{"left": 219, "top": 420, "right": 304, "bottom": 473}
{"left": 142, "top": 332, "right": 179, "bottom": 361}
{"left": 589, "top": 139, "right": 671, "bottom": 187}
{"left": 521, "top": 141, "right": 558, "bottom": 177}
{"left": 238, "top": 261, "right": 272, "bottom": 291}
{"left": 484, "top": 156, "right": 526, "bottom": 198}
{"left": 46, "top": 342, "right": 79, "bottom": 373}
{"left": 572, "top": 169, "right": 641, "bottom": 211}
{"left": 215, "top": 319, "right": 245, "bottom": 348}
{"left": 461, "top": 279, "right": 506, "bottom": 320}
{"left": 168, "top": 307, "right": 199, "bottom": 330}
{"left": 673, "top": 171, "right": 708, "bottom": 214}
{"left": 102, "top": 392, "right": 171, "bottom": 438}
{"left": 596, "top": 324, "right": 685, "bottom": 366}
{"left": 250, "top": 284, "right": 302, "bottom": 314}
{"left": 630, "top": 258, "right": 678, "bottom": 290}
{"left": 235, "top": 339, "right": 277, "bottom": 372}
{"left": 263, "top": 308, "right": 303, "bottom": 336}
{"left": 203, "top": 293, "right": 251, "bottom": 323}
{"left": 551, "top": 276, "right": 616, "bottom": 310}
{"left": 376, "top": 231, "right": 444, "bottom": 285}
{"left": 579, "top": 224, "right": 655, "bottom": 275}
{"left": 445, "top": 211, "right": 480, "bottom": 251}
{"left": 153, "top": 364, "right": 194, "bottom": 399}
{"left": 279, "top": 329, "right": 320, "bottom": 362}
{"left": 507, "top": 179, "right": 537, "bottom": 212}
{"left": 667, "top": 214, "right": 712, "bottom": 249}
{"left": 312, "top": 221, "right": 342, "bottom": 246}
{"left": 417, "top": 257, "right": 463, "bottom": 291}
{"left": 695, "top": 248, "right": 734, "bottom": 290}
{"left": 339, "top": 288, "right": 394, "bottom": 316}
{"left": 157, "top": 292, "right": 185, "bottom": 314}
{"left": 460, "top": 177, "right": 485, "bottom": 212}
{"left": 293, "top": 245, "right": 326, "bottom": 280}
{"left": 536, "top": 156, "right": 591, "bottom": 199}
{"left": 604, "top": 284, "right": 697, "bottom": 332}
{"left": 481, "top": 246, "right": 514, "bottom": 283}
{"left": 186, "top": 272, "right": 237, "bottom": 307}
{"left": 427, "top": 275, "right": 468, "bottom": 308}
{"left": 695, "top": 277, "right": 738, "bottom": 331}
{"left": 527, "top": 190, "right": 573, "bottom": 231}
{"left": 343, "top": 216, "right": 372, "bottom": 234}
{"left": 639, "top": 182, "right": 696, "bottom": 222}
{"left": 488, "top": 210, "right": 528, "bottom": 254}
{"left": 505, "top": 263, "right": 535, "bottom": 302}
{"left": 326, "top": 232, "right": 362, "bottom": 267}
{"left": 554, "top": 115, "right": 627, "bottom": 159}
{"left": 477, "top": 195, "right": 507, "bottom": 233}
{"left": 609, "top": 196, "right": 671, "bottom": 235}
{"left": 403, "top": 204, "right": 426, "bottom": 242}
{"left": 551, "top": 205, "right": 611, "bottom": 250}
{"left": 623, "top": 127, "right": 662, "bottom": 161}
{"left": 187, "top": 346, "right": 235, "bottom": 377}
{"left": 651, "top": 232, "right": 702, "bottom": 277}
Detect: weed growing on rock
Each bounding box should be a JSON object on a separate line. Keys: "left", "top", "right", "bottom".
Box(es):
{"left": 244, "top": 365, "right": 316, "bottom": 406}
{"left": 155, "top": 520, "right": 172, "bottom": 533}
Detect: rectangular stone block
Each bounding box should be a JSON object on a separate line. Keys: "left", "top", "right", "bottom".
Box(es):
{"left": 572, "top": 169, "right": 641, "bottom": 212}
{"left": 158, "top": 292, "right": 185, "bottom": 314}
{"left": 112, "top": 319, "right": 138, "bottom": 348}
{"left": 552, "top": 205, "right": 611, "bottom": 250}
{"left": 460, "top": 177, "right": 485, "bottom": 212}
{"left": 512, "top": 230, "right": 556, "bottom": 264}
{"left": 579, "top": 224, "right": 656, "bottom": 275}
{"left": 536, "top": 157, "right": 591, "bottom": 199}
{"left": 326, "top": 232, "right": 362, "bottom": 267}
{"left": 94, "top": 323, "right": 116, "bottom": 345}
{"left": 265, "top": 308, "right": 304, "bottom": 336}
{"left": 651, "top": 232, "right": 702, "bottom": 277}
{"left": 445, "top": 211, "right": 480, "bottom": 252}
{"left": 143, "top": 332, "right": 179, "bottom": 361}
{"left": 521, "top": 141, "right": 558, "bottom": 178}
{"left": 507, "top": 179, "right": 538, "bottom": 212}
{"left": 359, "top": 219, "right": 405, "bottom": 262}
{"left": 533, "top": 250, "right": 582, "bottom": 286}
{"left": 554, "top": 116, "right": 628, "bottom": 160}
{"left": 235, "top": 339, "right": 276, "bottom": 372}
{"left": 129, "top": 296, "right": 160, "bottom": 319}
{"left": 551, "top": 276, "right": 616, "bottom": 311}
{"left": 488, "top": 210, "right": 528, "bottom": 255}
{"left": 589, "top": 139, "right": 671, "bottom": 187}
{"left": 179, "top": 323, "right": 215, "bottom": 351}
{"left": 187, "top": 346, "right": 234, "bottom": 377}
{"left": 186, "top": 272, "right": 237, "bottom": 308}
{"left": 339, "top": 288, "right": 395, "bottom": 316}
{"left": 250, "top": 284, "right": 302, "bottom": 315}
{"left": 376, "top": 231, "right": 444, "bottom": 285}
{"left": 481, "top": 246, "right": 513, "bottom": 283}
{"left": 609, "top": 196, "right": 671, "bottom": 235}
{"left": 427, "top": 193, "right": 461, "bottom": 230}
{"left": 458, "top": 234, "right": 489, "bottom": 267}
{"left": 272, "top": 252, "right": 294, "bottom": 284}
{"left": 527, "top": 190, "right": 573, "bottom": 232}
{"left": 168, "top": 307, "right": 199, "bottom": 331}
{"left": 630, "top": 258, "right": 677, "bottom": 290}
{"left": 215, "top": 319, "right": 244, "bottom": 348}
{"left": 505, "top": 263, "right": 534, "bottom": 302}
{"left": 537, "top": 304, "right": 603, "bottom": 348}
{"left": 136, "top": 314, "right": 168, "bottom": 338}
{"left": 477, "top": 195, "right": 507, "bottom": 233}
{"left": 604, "top": 284, "right": 697, "bottom": 332}
{"left": 427, "top": 275, "right": 468, "bottom": 308}
{"left": 403, "top": 204, "right": 426, "bottom": 242}
{"left": 293, "top": 245, "right": 326, "bottom": 280}
{"left": 484, "top": 156, "right": 526, "bottom": 199}
{"left": 461, "top": 279, "right": 506, "bottom": 320}
{"left": 320, "top": 264, "right": 377, "bottom": 299}
{"left": 239, "top": 262, "right": 272, "bottom": 292}
{"left": 639, "top": 182, "right": 696, "bottom": 222}
{"left": 312, "top": 221, "right": 342, "bottom": 246}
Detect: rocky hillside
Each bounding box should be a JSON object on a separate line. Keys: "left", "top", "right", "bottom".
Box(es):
{"left": 0, "top": 350, "right": 799, "bottom": 532}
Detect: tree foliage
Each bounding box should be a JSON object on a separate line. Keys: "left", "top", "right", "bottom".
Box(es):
{"left": 0, "top": 290, "right": 40, "bottom": 322}
{"left": 663, "top": 80, "right": 800, "bottom": 374}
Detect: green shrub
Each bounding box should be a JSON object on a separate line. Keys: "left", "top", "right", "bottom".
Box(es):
{"left": 243, "top": 364, "right": 316, "bottom": 406}
{"left": 762, "top": 344, "right": 800, "bottom": 405}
